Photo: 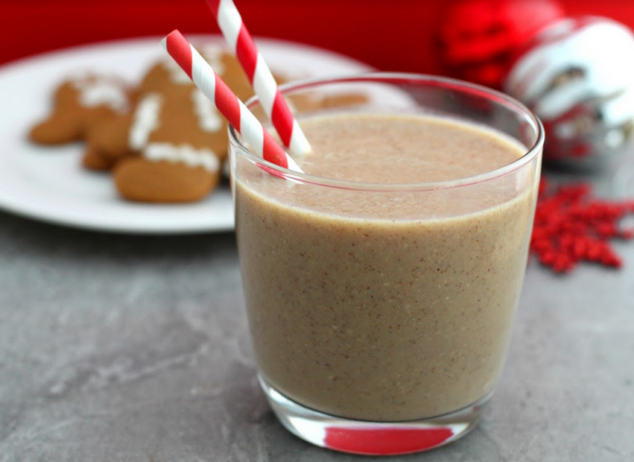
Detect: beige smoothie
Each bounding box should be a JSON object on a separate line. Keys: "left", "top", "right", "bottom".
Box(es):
{"left": 235, "top": 113, "right": 537, "bottom": 422}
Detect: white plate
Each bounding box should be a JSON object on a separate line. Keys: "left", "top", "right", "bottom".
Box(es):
{"left": 0, "top": 36, "right": 371, "bottom": 234}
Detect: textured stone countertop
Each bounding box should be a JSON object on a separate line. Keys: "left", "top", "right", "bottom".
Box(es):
{"left": 1, "top": 182, "right": 633, "bottom": 461}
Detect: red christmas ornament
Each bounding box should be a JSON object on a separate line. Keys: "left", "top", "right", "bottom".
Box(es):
{"left": 436, "top": 0, "right": 565, "bottom": 89}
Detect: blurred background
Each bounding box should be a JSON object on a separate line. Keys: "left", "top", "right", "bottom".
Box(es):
{"left": 5, "top": 0, "right": 634, "bottom": 72}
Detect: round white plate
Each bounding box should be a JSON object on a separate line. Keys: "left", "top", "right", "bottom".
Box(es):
{"left": 0, "top": 36, "right": 371, "bottom": 234}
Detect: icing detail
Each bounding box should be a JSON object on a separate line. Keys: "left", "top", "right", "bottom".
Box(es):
{"left": 192, "top": 89, "right": 223, "bottom": 132}
{"left": 144, "top": 143, "right": 220, "bottom": 173}
{"left": 72, "top": 77, "right": 129, "bottom": 113}
{"left": 129, "top": 94, "right": 163, "bottom": 150}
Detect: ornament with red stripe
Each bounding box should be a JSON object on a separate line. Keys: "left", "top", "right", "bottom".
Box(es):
{"left": 206, "top": 0, "right": 312, "bottom": 157}
{"left": 504, "top": 16, "right": 634, "bottom": 165}
{"left": 161, "top": 30, "right": 302, "bottom": 173}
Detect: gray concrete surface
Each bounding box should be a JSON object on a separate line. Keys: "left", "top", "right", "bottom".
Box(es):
{"left": 0, "top": 200, "right": 633, "bottom": 462}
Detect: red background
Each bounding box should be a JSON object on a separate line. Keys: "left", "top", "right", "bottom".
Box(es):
{"left": 3, "top": 0, "right": 634, "bottom": 72}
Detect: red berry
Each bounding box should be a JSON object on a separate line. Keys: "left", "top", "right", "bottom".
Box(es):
{"left": 530, "top": 180, "right": 632, "bottom": 273}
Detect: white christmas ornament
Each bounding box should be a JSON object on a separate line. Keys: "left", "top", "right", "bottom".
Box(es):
{"left": 504, "top": 16, "right": 634, "bottom": 166}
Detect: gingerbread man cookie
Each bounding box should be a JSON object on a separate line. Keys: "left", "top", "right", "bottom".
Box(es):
{"left": 30, "top": 74, "right": 131, "bottom": 145}
{"left": 107, "top": 87, "right": 227, "bottom": 203}
{"left": 84, "top": 46, "right": 249, "bottom": 175}
{"left": 82, "top": 44, "right": 244, "bottom": 172}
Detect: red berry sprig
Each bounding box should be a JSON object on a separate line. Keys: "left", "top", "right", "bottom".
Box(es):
{"left": 530, "top": 179, "right": 634, "bottom": 273}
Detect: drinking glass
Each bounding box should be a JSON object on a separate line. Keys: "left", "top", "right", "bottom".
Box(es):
{"left": 229, "top": 73, "right": 543, "bottom": 455}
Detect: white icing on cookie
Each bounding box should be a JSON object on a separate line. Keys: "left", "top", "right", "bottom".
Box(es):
{"left": 129, "top": 94, "right": 163, "bottom": 150}
{"left": 144, "top": 143, "right": 220, "bottom": 173}
{"left": 192, "top": 89, "right": 223, "bottom": 132}
{"left": 72, "top": 77, "right": 129, "bottom": 113}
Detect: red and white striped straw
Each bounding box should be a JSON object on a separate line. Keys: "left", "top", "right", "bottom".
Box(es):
{"left": 161, "top": 30, "right": 302, "bottom": 173}
{"left": 206, "top": 0, "right": 312, "bottom": 157}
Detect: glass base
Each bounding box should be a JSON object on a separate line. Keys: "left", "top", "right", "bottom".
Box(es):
{"left": 258, "top": 375, "right": 491, "bottom": 456}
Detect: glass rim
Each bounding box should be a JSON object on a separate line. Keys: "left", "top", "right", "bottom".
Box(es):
{"left": 229, "top": 72, "right": 544, "bottom": 192}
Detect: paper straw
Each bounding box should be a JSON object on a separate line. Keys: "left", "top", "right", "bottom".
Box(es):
{"left": 161, "top": 30, "right": 302, "bottom": 173}
{"left": 206, "top": 0, "right": 312, "bottom": 156}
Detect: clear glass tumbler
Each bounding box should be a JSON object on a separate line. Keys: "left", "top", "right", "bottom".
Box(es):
{"left": 229, "top": 73, "right": 543, "bottom": 455}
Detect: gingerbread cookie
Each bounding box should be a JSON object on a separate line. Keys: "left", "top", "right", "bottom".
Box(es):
{"left": 82, "top": 45, "right": 246, "bottom": 177}
{"left": 30, "top": 73, "right": 131, "bottom": 145}
{"left": 99, "top": 87, "right": 227, "bottom": 203}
